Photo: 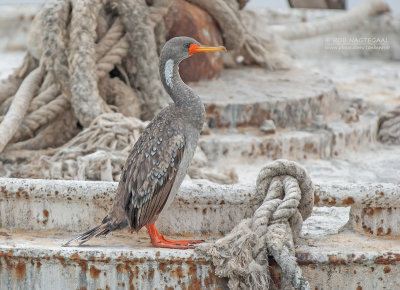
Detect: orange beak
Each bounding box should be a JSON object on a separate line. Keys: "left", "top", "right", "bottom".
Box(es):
{"left": 189, "top": 43, "right": 227, "bottom": 55}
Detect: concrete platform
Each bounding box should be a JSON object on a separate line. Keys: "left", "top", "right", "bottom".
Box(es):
{"left": 1, "top": 177, "right": 399, "bottom": 237}
{"left": 1, "top": 229, "right": 399, "bottom": 289}
{"left": 193, "top": 68, "right": 339, "bottom": 130}
{"left": 0, "top": 178, "right": 399, "bottom": 289}
{"left": 200, "top": 112, "right": 378, "bottom": 162}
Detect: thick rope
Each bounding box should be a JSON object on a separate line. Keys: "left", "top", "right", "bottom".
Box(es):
{"left": 96, "top": 35, "right": 129, "bottom": 79}
{"left": 378, "top": 106, "right": 400, "bottom": 144}
{"left": 68, "top": 0, "right": 108, "bottom": 127}
{"left": 95, "top": 18, "right": 125, "bottom": 59}
{"left": 41, "top": 0, "right": 71, "bottom": 95}
{"left": 28, "top": 84, "right": 59, "bottom": 113}
{"left": 12, "top": 95, "right": 70, "bottom": 142}
{"left": 116, "top": 0, "right": 169, "bottom": 120}
{"left": 197, "top": 160, "right": 314, "bottom": 290}
{"left": 7, "top": 110, "right": 79, "bottom": 151}
{"left": 0, "top": 68, "right": 44, "bottom": 152}
{"left": 0, "top": 53, "right": 37, "bottom": 105}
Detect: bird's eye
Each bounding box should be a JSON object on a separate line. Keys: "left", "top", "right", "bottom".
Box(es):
{"left": 184, "top": 43, "right": 191, "bottom": 49}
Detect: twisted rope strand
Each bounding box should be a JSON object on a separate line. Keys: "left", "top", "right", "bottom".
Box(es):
{"left": 198, "top": 160, "right": 314, "bottom": 290}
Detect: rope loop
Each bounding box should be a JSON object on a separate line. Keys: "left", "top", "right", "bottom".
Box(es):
{"left": 198, "top": 159, "right": 314, "bottom": 290}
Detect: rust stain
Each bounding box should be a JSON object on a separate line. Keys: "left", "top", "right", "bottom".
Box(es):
{"left": 188, "top": 277, "right": 202, "bottom": 290}
{"left": 43, "top": 210, "right": 49, "bottom": 218}
{"left": 159, "top": 262, "right": 167, "bottom": 272}
{"left": 342, "top": 197, "right": 355, "bottom": 205}
{"left": 327, "top": 255, "right": 346, "bottom": 265}
{"left": 79, "top": 261, "right": 88, "bottom": 272}
{"left": 70, "top": 253, "right": 88, "bottom": 272}
{"left": 375, "top": 254, "right": 399, "bottom": 265}
{"left": 188, "top": 263, "right": 197, "bottom": 276}
{"left": 15, "top": 262, "right": 26, "bottom": 279}
{"left": 70, "top": 253, "right": 80, "bottom": 261}
{"left": 116, "top": 264, "right": 123, "bottom": 273}
{"left": 171, "top": 266, "right": 185, "bottom": 278}
{"left": 219, "top": 200, "right": 225, "bottom": 205}
{"left": 269, "top": 259, "right": 282, "bottom": 289}
{"left": 90, "top": 265, "right": 101, "bottom": 278}
{"left": 322, "top": 197, "right": 336, "bottom": 206}
{"left": 202, "top": 208, "right": 207, "bottom": 215}
{"left": 304, "top": 143, "right": 313, "bottom": 151}
{"left": 361, "top": 222, "right": 374, "bottom": 235}
{"left": 363, "top": 208, "right": 375, "bottom": 216}
{"left": 383, "top": 266, "right": 391, "bottom": 273}
{"left": 207, "top": 104, "right": 216, "bottom": 113}
{"left": 148, "top": 268, "right": 155, "bottom": 279}
{"left": 354, "top": 255, "right": 366, "bottom": 264}
{"left": 54, "top": 254, "right": 65, "bottom": 267}
{"left": 314, "top": 192, "right": 320, "bottom": 204}
{"left": 356, "top": 286, "right": 362, "bottom": 290}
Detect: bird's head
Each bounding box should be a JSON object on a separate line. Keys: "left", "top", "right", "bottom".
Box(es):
{"left": 160, "top": 36, "right": 226, "bottom": 64}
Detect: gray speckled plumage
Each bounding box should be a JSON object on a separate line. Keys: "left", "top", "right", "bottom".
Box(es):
{"left": 63, "top": 37, "right": 208, "bottom": 246}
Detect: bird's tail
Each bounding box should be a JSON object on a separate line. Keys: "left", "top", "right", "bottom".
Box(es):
{"left": 62, "top": 216, "right": 124, "bottom": 247}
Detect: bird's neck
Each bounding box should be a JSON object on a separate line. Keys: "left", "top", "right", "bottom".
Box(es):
{"left": 160, "top": 58, "right": 205, "bottom": 130}
{"left": 160, "top": 59, "right": 194, "bottom": 104}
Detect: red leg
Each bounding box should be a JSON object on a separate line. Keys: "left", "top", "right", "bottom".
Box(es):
{"left": 145, "top": 222, "right": 203, "bottom": 249}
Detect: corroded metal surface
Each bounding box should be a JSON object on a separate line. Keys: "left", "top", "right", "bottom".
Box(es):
{"left": 0, "top": 178, "right": 257, "bottom": 236}
{"left": 316, "top": 183, "right": 400, "bottom": 237}
{"left": 1, "top": 177, "right": 400, "bottom": 239}
{"left": 199, "top": 113, "right": 378, "bottom": 162}
{"left": 0, "top": 231, "right": 227, "bottom": 290}
{"left": 315, "top": 183, "right": 400, "bottom": 207}
{"left": 193, "top": 68, "right": 338, "bottom": 130}
{"left": 1, "top": 229, "right": 400, "bottom": 289}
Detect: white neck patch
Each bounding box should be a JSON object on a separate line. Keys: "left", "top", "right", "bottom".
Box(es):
{"left": 164, "top": 59, "right": 174, "bottom": 89}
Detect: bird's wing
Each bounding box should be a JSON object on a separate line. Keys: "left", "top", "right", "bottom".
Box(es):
{"left": 118, "top": 114, "right": 186, "bottom": 230}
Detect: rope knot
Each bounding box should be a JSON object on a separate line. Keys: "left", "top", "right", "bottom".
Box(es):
{"left": 198, "top": 159, "right": 314, "bottom": 290}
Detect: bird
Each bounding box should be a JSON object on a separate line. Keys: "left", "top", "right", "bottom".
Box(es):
{"left": 63, "top": 36, "right": 226, "bottom": 249}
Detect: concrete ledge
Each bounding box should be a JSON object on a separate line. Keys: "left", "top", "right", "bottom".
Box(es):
{"left": 200, "top": 113, "right": 378, "bottom": 162}
{"left": 0, "top": 178, "right": 257, "bottom": 235}
{"left": 0, "top": 231, "right": 226, "bottom": 290}
{"left": 194, "top": 68, "right": 338, "bottom": 130}
{"left": 0, "top": 229, "right": 399, "bottom": 289}
{"left": 1, "top": 178, "right": 399, "bottom": 238}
